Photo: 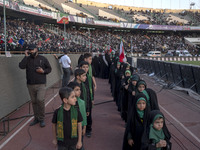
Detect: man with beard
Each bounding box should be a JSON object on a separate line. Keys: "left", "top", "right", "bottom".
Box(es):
{"left": 19, "top": 44, "right": 52, "bottom": 127}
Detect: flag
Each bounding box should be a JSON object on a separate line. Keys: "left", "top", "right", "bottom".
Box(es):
{"left": 0, "top": 38, "right": 5, "bottom": 44}
{"left": 109, "top": 47, "right": 112, "bottom": 53}
{"left": 18, "top": 38, "right": 24, "bottom": 45}
{"left": 8, "top": 37, "right": 13, "bottom": 44}
{"left": 57, "top": 17, "right": 69, "bottom": 24}
{"left": 45, "top": 38, "right": 50, "bottom": 42}
{"left": 8, "top": 37, "right": 16, "bottom": 45}
{"left": 119, "top": 39, "right": 126, "bottom": 63}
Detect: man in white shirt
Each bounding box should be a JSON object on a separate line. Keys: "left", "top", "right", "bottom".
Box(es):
{"left": 57, "top": 51, "right": 72, "bottom": 87}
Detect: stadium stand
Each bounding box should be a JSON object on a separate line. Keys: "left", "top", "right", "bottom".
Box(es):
{"left": 0, "top": 0, "right": 200, "bottom": 56}
{"left": 22, "top": 0, "right": 56, "bottom": 12}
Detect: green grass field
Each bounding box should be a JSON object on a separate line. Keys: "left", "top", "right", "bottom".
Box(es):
{"left": 169, "top": 61, "right": 200, "bottom": 66}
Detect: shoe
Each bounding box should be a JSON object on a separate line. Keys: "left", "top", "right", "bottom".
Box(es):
{"left": 86, "top": 131, "right": 91, "bottom": 138}
{"left": 40, "top": 120, "right": 46, "bottom": 127}
{"left": 30, "top": 119, "right": 39, "bottom": 126}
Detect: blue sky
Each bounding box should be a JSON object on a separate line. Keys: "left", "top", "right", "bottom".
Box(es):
{"left": 87, "top": 0, "right": 200, "bottom": 9}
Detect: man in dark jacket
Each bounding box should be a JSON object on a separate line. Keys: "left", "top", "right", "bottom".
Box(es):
{"left": 19, "top": 44, "right": 52, "bottom": 127}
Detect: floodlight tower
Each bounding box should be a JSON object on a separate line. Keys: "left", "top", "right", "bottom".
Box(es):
{"left": 3, "top": 0, "right": 7, "bottom": 54}
{"left": 190, "top": 2, "right": 195, "bottom": 9}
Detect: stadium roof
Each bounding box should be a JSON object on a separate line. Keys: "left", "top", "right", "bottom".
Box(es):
{"left": 85, "top": 0, "right": 200, "bottom": 10}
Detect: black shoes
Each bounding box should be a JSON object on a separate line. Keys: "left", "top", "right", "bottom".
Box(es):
{"left": 86, "top": 131, "right": 91, "bottom": 138}
{"left": 30, "top": 119, "right": 39, "bottom": 126}
{"left": 40, "top": 120, "right": 46, "bottom": 127}
{"left": 30, "top": 119, "right": 45, "bottom": 127}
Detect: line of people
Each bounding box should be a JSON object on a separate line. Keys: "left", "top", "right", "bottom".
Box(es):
{"left": 108, "top": 54, "right": 172, "bottom": 150}
{"left": 19, "top": 44, "right": 96, "bottom": 149}
{"left": 52, "top": 53, "right": 96, "bottom": 150}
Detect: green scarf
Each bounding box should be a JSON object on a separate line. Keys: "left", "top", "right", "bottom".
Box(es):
{"left": 87, "top": 73, "right": 93, "bottom": 100}
{"left": 81, "top": 82, "right": 87, "bottom": 107}
{"left": 142, "top": 90, "right": 150, "bottom": 106}
{"left": 136, "top": 97, "right": 147, "bottom": 119}
{"left": 149, "top": 114, "right": 165, "bottom": 150}
{"left": 88, "top": 64, "right": 93, "bottom": 100}
{"left": 57, "top": 104, "right": 78, "bottom": 141}
{"left": 88, "top": 64, "right": 92, "bottom": 77}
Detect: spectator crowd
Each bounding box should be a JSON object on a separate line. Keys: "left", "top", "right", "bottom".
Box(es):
{"left": 0, "top": 18, "right": 200, "bottom": 55}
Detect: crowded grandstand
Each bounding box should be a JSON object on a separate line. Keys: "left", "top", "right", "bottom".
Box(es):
{"left": 0, "top": 0, "right": 200, "bottom": 56}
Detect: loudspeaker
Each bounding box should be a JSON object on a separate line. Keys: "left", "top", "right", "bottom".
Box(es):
{"left": 192, "top": 66, "right": 200, "bottom": 94}
{"left": 180, "top": 64, "right": 196, "bottom": 91}
{"left": 171, "top": 63, "right": 184, "bottom": 87}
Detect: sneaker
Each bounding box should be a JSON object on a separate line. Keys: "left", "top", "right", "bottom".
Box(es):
{"left": 30, "top": 119, "right": 39, "bottom": 126}
{"left": 86, "top": 131, "right": 91, "bottom": 138}
{"left": 40, "top": 120, "right": 46, "bottom": 127}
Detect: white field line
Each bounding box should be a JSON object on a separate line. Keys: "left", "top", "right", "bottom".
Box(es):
{"left": 0, "top": 92, "right": 59, "bottom": 149}
{"left": 159, "top": 104, "right": 200, "bottom": 144}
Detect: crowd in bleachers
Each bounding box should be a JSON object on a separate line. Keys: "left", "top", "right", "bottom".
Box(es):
{"left": 0, "top": 19, "right": 200, "bottom": 55}
{"left": 119, "top": 9, "right": 196, "bottom": 26}
{"left": 8, "top": 0, "right": 200, "bottom": 26}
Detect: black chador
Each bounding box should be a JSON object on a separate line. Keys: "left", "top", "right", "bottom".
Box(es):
{"left": 92, "top": 56, "right": 100, "bottom": 77}
{"left": 122, "top": 93, "right": 150, "bottom": 150}
{"left": 120, "top": 70, "right": 131, "bottom": 122}
{"left": 136, "top": 80, "right": 159, "bottom": 111}
{"left": 114, "top": 62, "right": 123, "bottom": 110}
{"left": 141, "top": 110, "right": 171, "bottom": 150}
{"left": 127, "top": 74, "right": 140, "bottom": 119}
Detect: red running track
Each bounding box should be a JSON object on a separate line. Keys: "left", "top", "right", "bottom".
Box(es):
{"left": 0, "top": 77, "right": 200, "bottom": 150}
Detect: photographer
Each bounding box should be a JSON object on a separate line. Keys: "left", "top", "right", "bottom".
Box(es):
{"left": 19, "top": 44, "right": 52, "bottom": 127}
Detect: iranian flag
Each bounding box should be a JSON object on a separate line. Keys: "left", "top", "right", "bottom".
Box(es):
{"left": 119, "top": 40, "right": 126, "bottom": 62}
{"left": 8, "top": 37, "right": 16, "bottom": 45}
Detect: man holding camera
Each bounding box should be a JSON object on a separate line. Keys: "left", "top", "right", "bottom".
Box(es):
{"left": 19, "top": 44, "right": 52, "bottom": 127}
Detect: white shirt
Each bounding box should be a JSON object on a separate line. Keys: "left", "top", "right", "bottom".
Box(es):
{"left": 59, "top": 55, "right": 71, "bottom": 68}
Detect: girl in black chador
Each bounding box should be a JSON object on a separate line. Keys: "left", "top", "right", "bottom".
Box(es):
{"left": 127, "top": 74, "right": 140, "bottom": 119}
{"left": 122, "top": 93, "right": 150, "bottom": 150}
{"left": 141, "top": 110, "right": 171, "bottom": 150}
{"left": 114, "top": 62, "right": 123, "bottom": 110}
{"left": 120, "top": 70, "right": 132, "bottom": 122}
{"left": 136, "top": 80, "right": 159, "bottom": 111}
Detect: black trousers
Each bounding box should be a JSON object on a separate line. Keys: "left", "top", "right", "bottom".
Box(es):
{"left": 86, "top": 108, "right": 92, "bottom": 132}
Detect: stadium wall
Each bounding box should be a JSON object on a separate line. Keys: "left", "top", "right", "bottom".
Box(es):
{"left": 0, "top": 54, "right": 80, "bottom": 119}
{"left": 137, "top": 58, "right": 200, "bottom": 95}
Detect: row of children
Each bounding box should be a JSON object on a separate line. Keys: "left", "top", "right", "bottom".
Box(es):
{"left": 108, "top": 56, "right": 172, "bottom": 150}
{"left": 52, "top": 53, "right": 96, "bottom": 150}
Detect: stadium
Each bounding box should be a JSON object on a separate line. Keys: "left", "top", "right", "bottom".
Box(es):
{"left": 0, "top": 0, "right": 200, "bottom": 150}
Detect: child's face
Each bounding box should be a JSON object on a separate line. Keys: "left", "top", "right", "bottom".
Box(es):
{"left": 74, "top": 86, "right": 81, "bottom": 98}
{"left": 66, "top": 91, "right": 77, "bottom": 106}
{"left": 153, "top": 118, "right": 164, "bottom": 131}
{"left": 138, "top": 84, "right": 145, "bottom": 92}
{"left": 137, "top": 100, "right": 146, "bottom": 111}
{"left": 79, "top": 73, "right": 87, "bottom": 82}
{"left": 117, "top": 64, "right": 120, "bottom": 69}
{"left": 132, "top": 81, "right": 137, "bottom": 86}
{"left": 81, "top": 65, "right": 89, "bottom": 73}
{"left": 85, "top": 56, "right": 92, "bottom": 64}
{"left": 125, "top": 73, "right": 131, "bottom": 77}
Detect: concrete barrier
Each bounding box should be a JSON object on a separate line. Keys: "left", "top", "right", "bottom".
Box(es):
{"left": 0, "top": 54, "right": 80, "bottom": 119}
